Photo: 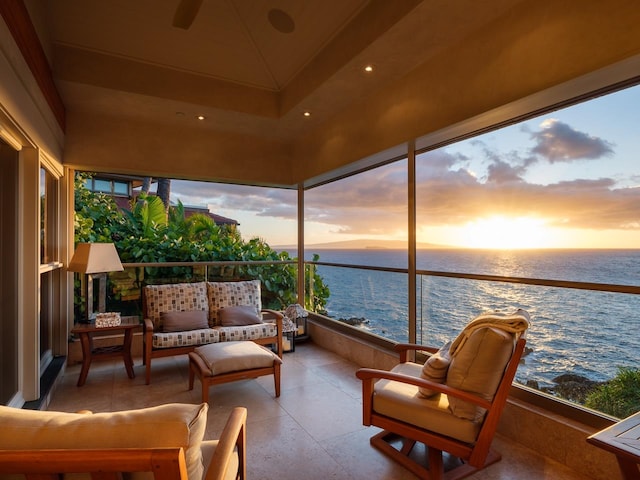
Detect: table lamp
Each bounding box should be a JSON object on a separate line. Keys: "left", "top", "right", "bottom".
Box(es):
{"left": 68, "top": 242, "right": 124, "bottom": 322}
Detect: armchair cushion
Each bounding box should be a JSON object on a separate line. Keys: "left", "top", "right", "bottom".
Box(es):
{"left": 207, "top": 280, "right": 261, "bottom": 326}
{"left": 218, "top": 305, "right": 262, "bottom": 326}
{"left": 201, "top": 440, "right": 239, "bottom": 480}
{"left": 446, "top": 327, "right": 515, "bottom": 421}
{"left": 162, "top": 310, "right": 210, "bottom": 332}
{"left": 0, "top": 403, "right": 209, "bottom": 480}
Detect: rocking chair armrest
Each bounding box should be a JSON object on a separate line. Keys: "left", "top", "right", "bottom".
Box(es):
{"left": 394, "top": 343, "right": 439, "bottom": 363}
{"left": 356, "top": 368, "right": 493, "bottom": 410}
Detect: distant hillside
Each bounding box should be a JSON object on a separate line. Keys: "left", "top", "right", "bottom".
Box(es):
{"left": 274, "top": 239, "right": 451, "bottom": 250}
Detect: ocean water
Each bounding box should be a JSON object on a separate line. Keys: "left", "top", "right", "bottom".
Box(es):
{"left": 306, "top": 248, "right": 640, "bottom": 387}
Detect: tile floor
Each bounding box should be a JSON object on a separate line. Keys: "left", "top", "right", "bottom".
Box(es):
{"left": 48, "top": 342, "right": 589, "bottom": 480}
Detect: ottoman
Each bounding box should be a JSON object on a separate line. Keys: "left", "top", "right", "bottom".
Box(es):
{"left": 189, "top": 341, "right": 282, "bottom": 403}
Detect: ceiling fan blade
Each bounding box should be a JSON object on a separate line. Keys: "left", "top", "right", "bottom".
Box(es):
{"left": 172, "top": 0, "right": 204, "bottom": 29}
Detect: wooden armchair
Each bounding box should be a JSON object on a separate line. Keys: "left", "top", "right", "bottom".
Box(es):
{"left": 356, "top": 311, "right": 529, "bottom": 480}
{"left": 0, "top": 404, "right": 247, "bottom": 480}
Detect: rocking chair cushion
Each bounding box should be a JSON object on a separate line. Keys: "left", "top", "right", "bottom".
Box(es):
{"left": 373, "top": 362, "right": 481, "bottom": 444}
{"left": 446, "top": 327, "right": 515, "bottom": 421}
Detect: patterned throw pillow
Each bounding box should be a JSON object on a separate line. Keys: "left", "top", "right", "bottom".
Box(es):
{"left": 418, "top": 341, "right": 451, "bottom": 398}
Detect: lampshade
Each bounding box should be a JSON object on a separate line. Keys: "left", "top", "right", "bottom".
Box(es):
{"left": 68, "top": 243, "right": 124, "bottom": 274}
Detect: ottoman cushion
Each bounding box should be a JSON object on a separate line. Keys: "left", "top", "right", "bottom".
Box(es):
{"left": 194, "top": 341, "right": 280, "bottom": 376}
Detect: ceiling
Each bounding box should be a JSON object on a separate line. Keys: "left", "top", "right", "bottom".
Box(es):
{"left": 40, "top": 0, "right": 527, "bottom": 142}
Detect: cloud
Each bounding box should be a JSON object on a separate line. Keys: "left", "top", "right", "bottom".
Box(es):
{"left": 486, "top": 158, "right": 526, "bottom": 183}
{"left": 167, "top": 118, "right": 636, "bottom": 239}
{"left": 529, "top": 119, "right": 614, "bottom": 162}
{"left": 171, "top": 180, "right": 297, "bottom": 221}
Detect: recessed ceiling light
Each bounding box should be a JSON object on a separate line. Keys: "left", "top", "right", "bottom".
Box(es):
{"left": 364, "top": 65, "right": 374, "bottom": 73}
{"left": 303, "top": 111, "right": 311, "bottom": 117}
{"left": 176, "top": 111, "right": 185, "bottom": 117}
{"left": 197, "top": 115, "right": 206, "bottom": 120}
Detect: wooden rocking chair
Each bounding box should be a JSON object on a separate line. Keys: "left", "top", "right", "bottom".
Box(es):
{"left": 356, "top": 311, "right": 529, "bottom": 480}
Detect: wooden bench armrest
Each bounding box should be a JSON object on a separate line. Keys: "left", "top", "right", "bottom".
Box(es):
{"left": 144, "top": 317, "right": 155, "bottom": 333}
{"left": 261, "top": 309, "right": 284, "bottom": 357}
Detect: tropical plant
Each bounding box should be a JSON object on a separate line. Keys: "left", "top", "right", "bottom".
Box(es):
{"left": 585, "top": 367, "right": 640, "bottom": 418}
{"left": 73, "top": 172, "right": 329, "bottom": 314}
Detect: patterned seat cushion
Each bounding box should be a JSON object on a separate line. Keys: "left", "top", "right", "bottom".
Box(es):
{"left": 207, "top": 280, "right": 262, "bottom": 326}
{"left": 152, "top": 328, "right": 220, "bottom": 349}
{"left": 215, "top": 323, "right": 278, "bottom": 342}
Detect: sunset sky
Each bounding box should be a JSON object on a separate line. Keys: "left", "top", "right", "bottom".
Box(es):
{"left": 169, "top": 84, "right": 640, "bottom": 249}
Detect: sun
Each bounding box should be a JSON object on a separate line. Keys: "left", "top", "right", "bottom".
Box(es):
{"left": 461, "top": 216, "right": 552, "bottom": 249}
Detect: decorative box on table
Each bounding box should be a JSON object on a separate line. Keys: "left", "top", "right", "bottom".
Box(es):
{"left": 95, "top": 312, "right": 121, "bottom": 328}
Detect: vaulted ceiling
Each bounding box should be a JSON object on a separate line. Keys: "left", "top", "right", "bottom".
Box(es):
{"left": 18, "top": 0, "right": 639, "bottom": 187}
{"left": 43, "top": 0, "right": 526, "bottom": 142}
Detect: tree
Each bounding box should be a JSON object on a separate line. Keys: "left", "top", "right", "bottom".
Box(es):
{"left": 157, "top": 178, "right": 171, "bottom": 217}
{"left": 140, "top": 176, "right": 171, "bottom": 219}
{"left": 73, "top": 172, "right": 329, "bottom": 313}
{"left": 141, "top": 177, "right": 152, "bottom": 194}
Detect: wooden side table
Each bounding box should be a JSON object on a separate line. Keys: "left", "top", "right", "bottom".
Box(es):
{"left": 71, "top": 317, "right": 140, "bottom": 386}
{"left": 587, "top": 411, "right": 640, "bottom": 479}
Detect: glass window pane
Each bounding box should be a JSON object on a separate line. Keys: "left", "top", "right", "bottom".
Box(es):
{"left": 94, "top": 179, "right": 111, "bottom": 193}
{"left": 113, "top": 181, "right": 129, "bottom": 195}
{"left": 40, "top": 168, "right": 46, "bottom": 263}
{"left": 305, "top": 159, "right": 408, "bottom": 338}
{"left": 415, "top": 84, "right": 640, "bottom": 416}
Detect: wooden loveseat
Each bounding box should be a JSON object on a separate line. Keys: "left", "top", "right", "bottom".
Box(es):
{"left": 0, "top": 403, "right": 247, "bottom": 480}
{"left": 143, "top": 279, "right": 284, "bottom": 384}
